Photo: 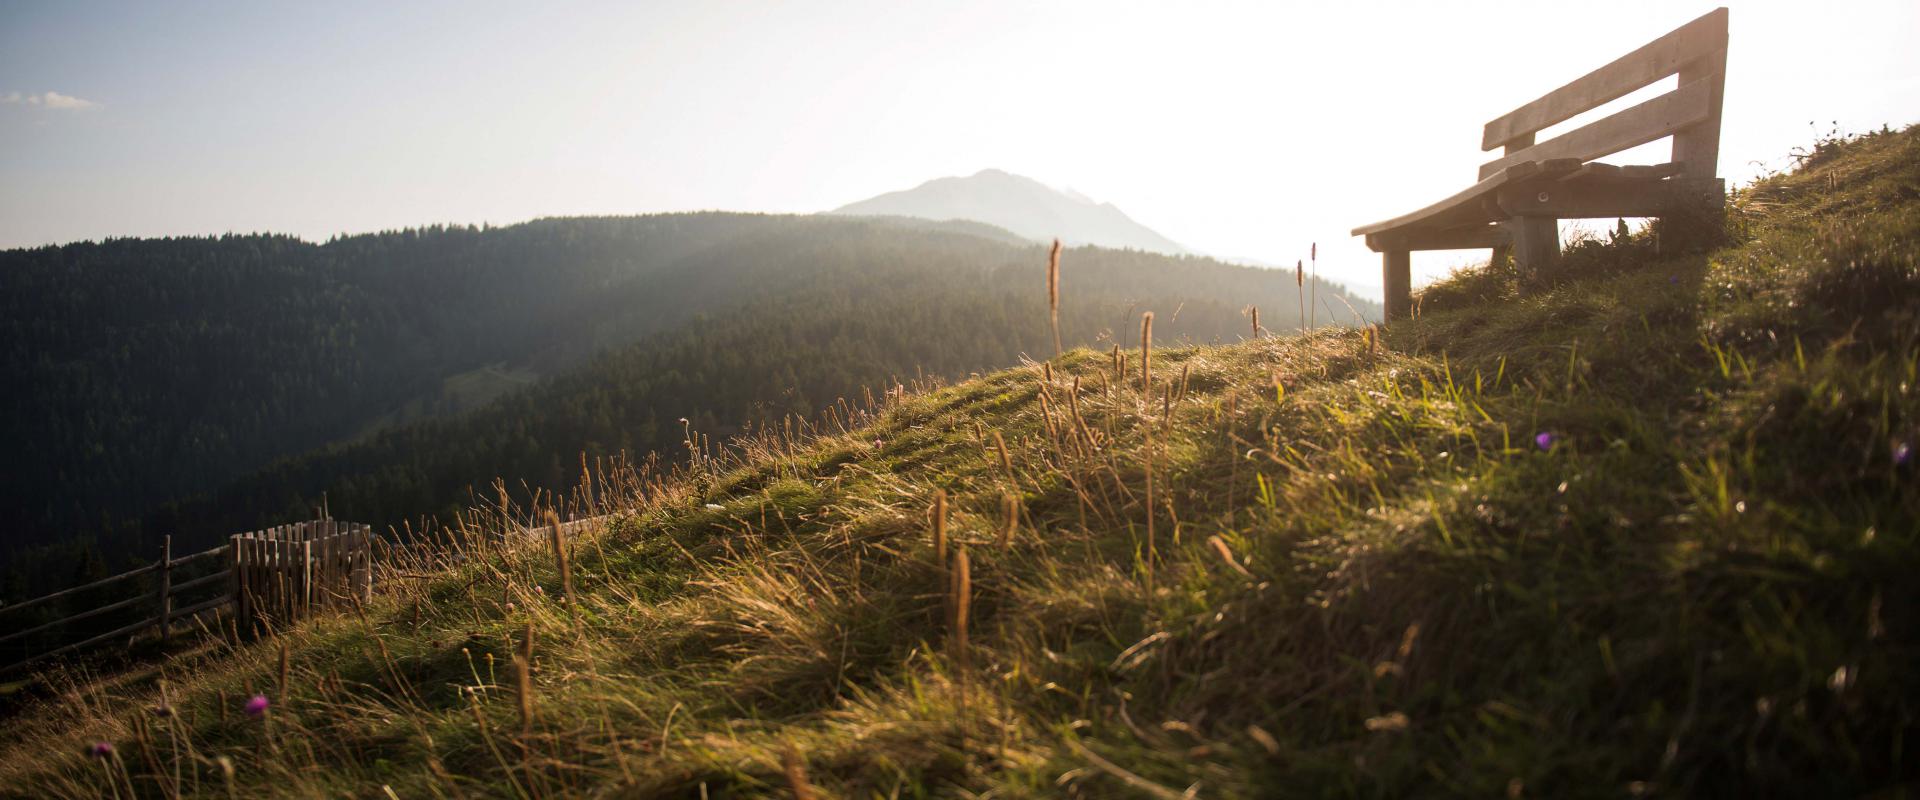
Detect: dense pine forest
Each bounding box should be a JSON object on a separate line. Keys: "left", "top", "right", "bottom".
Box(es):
{"left": 1, "top": 213, "right": 1372, "bottom": 598}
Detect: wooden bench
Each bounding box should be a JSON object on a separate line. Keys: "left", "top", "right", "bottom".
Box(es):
{"left": 1354, "top": 8, "right": 1729, "bottom": 318}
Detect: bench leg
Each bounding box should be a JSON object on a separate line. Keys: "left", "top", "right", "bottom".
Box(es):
{"left": 1509, "top": 216, "right": 1558, "bottom": 285}
{"left": 1382, "top": 249, "right": 1412, "bottom": 321}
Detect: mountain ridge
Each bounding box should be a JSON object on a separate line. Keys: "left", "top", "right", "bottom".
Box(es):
{"left": 828, "top": 168, "right": 1191, "bottom": 255}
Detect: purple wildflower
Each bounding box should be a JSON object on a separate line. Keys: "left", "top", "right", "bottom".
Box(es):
{"left": 88, "top": 741, "right": 113, "bottom": 758}
{"left": 1535, "top": 432, "right": 1555, "bottom": 451}
{"left": 244, "top": 694, "right": 270, "bottom": 718}
{"left": 1896, "top": 441, "right": 1912, "bottom": 467}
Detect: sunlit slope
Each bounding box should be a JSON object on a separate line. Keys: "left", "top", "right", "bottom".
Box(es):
{"left": 2, "top": 126, "right": 1914, "bottom": 797}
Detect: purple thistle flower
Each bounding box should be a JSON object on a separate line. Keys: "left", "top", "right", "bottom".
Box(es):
{"left": 1535, "top": 432, "right": 1555, "bottom": 451}
{"left": 244, "top": 694, "right": 270, "bottom": 718}
{"left": 1896, "top": 441, "right": 1912, "bottom": 467}
{"left": 88, "top": 741, "right": 113, "bottom": 758}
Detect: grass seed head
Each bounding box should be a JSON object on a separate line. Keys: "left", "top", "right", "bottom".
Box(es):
{"left": 932, "top": 489, "right": 949, "bottom": 565}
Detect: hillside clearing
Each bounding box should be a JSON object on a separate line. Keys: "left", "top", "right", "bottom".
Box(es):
{"left": 1, "top": 126, "right": 1915, "bottom": 798}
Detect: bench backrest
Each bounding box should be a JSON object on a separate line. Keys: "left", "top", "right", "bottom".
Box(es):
{"left": 1476, "top": 8, "right": 1727, "bottom": 181}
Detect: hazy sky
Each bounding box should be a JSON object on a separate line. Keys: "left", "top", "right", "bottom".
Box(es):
{"left": 4, "top": 0, "right": 1917, "bottom": 294}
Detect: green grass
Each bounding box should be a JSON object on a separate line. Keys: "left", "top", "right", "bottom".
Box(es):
{"left": 2, "top": 126, "right": 1915, "bottom": 798}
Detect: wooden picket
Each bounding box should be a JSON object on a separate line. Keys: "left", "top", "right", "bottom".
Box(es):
{"left": 230, "top": 520, "right": 373, "bottom": 635}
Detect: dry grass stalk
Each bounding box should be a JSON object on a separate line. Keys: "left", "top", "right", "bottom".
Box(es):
{"left": 931, "top": 489, "right": 949, "bottom": 566}
{"left": 1110, "top": 345, "right": 1122, "bottom": 382}
{"left": 951, "top": 545, "right": 973, "bottom": 739}
{"left": 1068, "top": 375, "right": 1085, "bottom": 429}
{"left": 999, "top": 493, "right": 1018, "bottom": 551}
{"left": 1296, "top": 259, "right": 1306, "bottom": 334}
{"left": 782, "top": 744, "right": 817, "bottom": 800}
{"left": 1310, "top": 242, "right": 1318, "bottom": 332}
{"left": 277, "top": 642, "right": 290, "bottom": 699}
{"left": 1048, "top": 238, "right": 1063, "bottom": 358}
{"left": 1038, "top": 382, "right": 1061, "bottom": 446}
{"left": 1161, "top": 384, "right": 1175, "bottom": 437}
{"left": 1139, "top": 312, "right": 1154, "bottom": 396}
{"left": 1251, "top": 305, "right": 1261, "bottom": 339}
{"left": 951, "top": 546, "right": 972, "bottom": 661}
{"left": 1143, "top": 422, "right": 1155, "bottom": 596}
{"left": 547, "top": 512, "right": 575, "bottom": 605}
{"left": 517, "top": 620, "right": 535, "bottom": 734}
{"left": 1207, "top": 535, "right": 1254, "bottom": 577}
{"left": 1224, "top": 390, "right": 1239, "bottom": 520}
{"left": 992, "top": 431, "right": 1015, "bottom": 487}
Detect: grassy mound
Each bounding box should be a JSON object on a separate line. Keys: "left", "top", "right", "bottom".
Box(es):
{"left": 2, "top": 126, "right": 1915, "bottom": 798}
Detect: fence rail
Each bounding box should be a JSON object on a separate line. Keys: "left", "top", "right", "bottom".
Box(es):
{"left": 0, "top": 519, "right": 374, "bottom": 673}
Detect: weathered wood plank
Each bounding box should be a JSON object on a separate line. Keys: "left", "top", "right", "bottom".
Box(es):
{"left": 1479, "top": 77, "right": 1716, "bottom": 181}
{"left": 358, "top": 526, "right": 374, "bottom": 601}
{"left": 1366, "top": 224, "right": 1510, "bottom": 253}
{"left": 0, "top": 561, "right": 160, "bottom": 616}
{"left": 1482, "top": 7, "right": 1728, "bottom": 150}
{"left": 1509, "top": 216, "right": 1561, "bottom": 280}
{"left": 1496, "top": 177, "right": 1724, "bottom": 218}
{"left": 167, "top": 569, "right": 232, "bottom": 596}
{"left": 1352, "top": 161, "right": 1542, "bottom": 237}
{"left": 5, "top": 613, "right": 164, "bottom": 671}
{"left": 230, "top": 535, "right": 245, "bottom": 636}
{"left": 157, "top": 536, "right": 172, "bottom": 645}
{"left": 169, "top": 543, "right": 230, "bottom": 569}
{"left": 1671, "top": 47, "right": 1727, "bottom": 177}
{"left": 1383, "top": 249, "right": 1412, "bottom": 320}
{"left": 167, "top": 595, "right": 229, "bottom": 622}
{"left": 0, "top": 593, "right": 148, "bottom": 646}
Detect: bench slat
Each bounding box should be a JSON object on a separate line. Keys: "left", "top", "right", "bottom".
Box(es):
{"left": 1554, "top": 162, "right": 1684, "bottom": 183}
{"left": 1353, "top": 159, "right": 1587, "bottom": 239}
{"left": 1481, "top": 7, "right": 1727, "bottom": 151}
{"left": 1364, "top": 224, "right": 1508, "bottom": 253}
{"left": 1476, "top": 77, "right": 1715, "bottom": 181}
{"left": 1495, "top": 177, "right": 1724, "bottom": 219}
{"left": 1351, "top": 162, "right": 1539, "bottom": 238}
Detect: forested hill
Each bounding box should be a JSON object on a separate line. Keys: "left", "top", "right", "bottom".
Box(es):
{"left": 1, "top": 214, "right": 1374, "bottom": 573}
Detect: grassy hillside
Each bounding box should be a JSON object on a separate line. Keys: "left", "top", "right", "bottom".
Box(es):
{"left": 2, "top": 214, "right": 1372, "bottom": 571}
{"left": 2, "top": 126, "right": 1913, "bottom": 797}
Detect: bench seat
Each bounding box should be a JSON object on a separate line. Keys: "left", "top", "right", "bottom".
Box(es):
{"left": 1353, "top": 159, "right": 1718, "bottom": 252}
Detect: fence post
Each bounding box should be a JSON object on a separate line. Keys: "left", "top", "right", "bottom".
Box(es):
{"left": 357, "top": 526, "right": 373, "bottom": 602}
{"left": 229, "top": 534, "right": 244, "bottom": 640}
{"left": 158, "top": 535, "right": 172, "bottom": 646}
{"left": 301, "top": 539, "right": 313, "bottom": 620}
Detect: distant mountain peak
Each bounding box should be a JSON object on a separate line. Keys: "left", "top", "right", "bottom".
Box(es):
{"left": 828, "top": 169, "right": 1189, "bottom": 255}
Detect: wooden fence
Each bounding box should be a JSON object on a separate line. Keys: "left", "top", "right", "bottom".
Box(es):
{"left": 0, "top": 519, "right": 373, "bottom": 673}
{"left": 231, "top": 520, "right": 373, "bottom": 632}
